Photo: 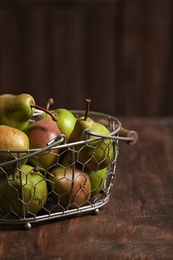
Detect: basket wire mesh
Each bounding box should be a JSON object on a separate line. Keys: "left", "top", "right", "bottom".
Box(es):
{"left": 0, "top": 110, "right": 135, "bottom": 229}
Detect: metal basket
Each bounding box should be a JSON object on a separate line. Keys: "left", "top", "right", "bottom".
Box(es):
{"left": 0, "top": 110, "right": 138, "bottom": 229}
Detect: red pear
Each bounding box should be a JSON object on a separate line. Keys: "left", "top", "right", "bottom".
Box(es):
{"left": 48, "top": 165, "right": 91, "bottom": 209}
{"left": 24, "top": 117, "right": 61, "bottom": 169}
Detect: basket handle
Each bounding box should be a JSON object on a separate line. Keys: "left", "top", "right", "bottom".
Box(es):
{"left": 96, "top": 118, "right": 138, "bottom": 145}
{"left": 119, "top": 127, "right": 138, "bottom": 145}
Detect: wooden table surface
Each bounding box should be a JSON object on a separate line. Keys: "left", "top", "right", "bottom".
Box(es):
{"left": 1, "top": 117, "right": 173, "bottom": 260}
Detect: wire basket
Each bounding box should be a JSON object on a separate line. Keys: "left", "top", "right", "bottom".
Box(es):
{"left": 0, "top": 110, "right": 138, "bottom": 229}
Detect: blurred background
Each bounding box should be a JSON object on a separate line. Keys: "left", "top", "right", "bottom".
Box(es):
{"left": 0, "top": 0, "right": 173, "bottom": 117}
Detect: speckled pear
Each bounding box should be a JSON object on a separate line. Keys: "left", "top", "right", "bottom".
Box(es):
{"left": 0, "top": 93, "right": 35, "bottom": 130}
{"left": 48, "top": 164, "right": 91, "bottom": 209}
{"left": 68, "top": 99, "right": 114, "bottom": 171}
{"left": 0, "top": 164, "right": 48, "bottom": 216}
{"left": 88, "top": 167, "right": 108, "bottom": 196}
{"left": 38, "top": 108, "right": 76, "bottom": 142}
{"left": 0, "top": 125, "right": 29, "bottom": 174}
{"left": 24, "top": 117, "right": 61, "bottom": 169}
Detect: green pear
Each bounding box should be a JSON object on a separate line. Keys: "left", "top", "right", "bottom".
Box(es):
{"left": 37, "top": 108, "right": 76, "bottom": 142}
{"left": 0, "top": 125, "right": 29, "bottom": 174}
{"left": 51, "top": 108, "right": 77, "bottom": 142}
{"left": 88, "top": 167, "right": 108, "bottom": 196}
{"left": 0, "top": 93, "right": 35, "bottom": 130}
{"left": 0, "top": 164, "right": 48, "bottom": 216}
{"left": 48, "top": 164, "right": 91, "bottom": 209}
{"left": 24, "top": 117, "right": 61, "bottom": 169}
{"left": 68, "top": 99, "right": 114, "bottom": 171}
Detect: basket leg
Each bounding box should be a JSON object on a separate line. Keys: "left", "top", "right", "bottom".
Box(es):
{"left": 93, "top": 208, "right": 100, "bottom": 215}
{"left": 24, "top": 222, "right": 32, "bottom": 230}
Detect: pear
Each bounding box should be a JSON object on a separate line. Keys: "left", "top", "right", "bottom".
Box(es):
{"left": 24, "top": 117, "right": 61, "bottom": 169}
{"left": 0, "top": 93, "right": 35, "bottom": 130}
{"left": 68, "top": 99, "right": 114, "bottom": 171}
{"left": 0, "top": 164, "right": 48, "bottom": 216}
{"left": 48, "top": 164, "right": 91, "bottom": 209}
{"left": 50, "top": 108, "right": 76, "bottom": 142}
{"left": 0, "top": 125, "right": 29, "bottom": 174}
{"left": 37, "top": 101, "right": 76, "bottom": 142}
{"left": 88, "top": 167, "right": 108, "bottom": 196}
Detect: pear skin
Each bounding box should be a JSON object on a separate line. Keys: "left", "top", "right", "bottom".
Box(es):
{"left": 24, "top": 117, "right": 61, "bottom": 169}
{"left": 52, "top": 108, "right": 76, "bottom": 142}
{"left": 48, "top": 165, "right": 91, "bottom": 209}
{"left": 67, "top": 99, "right": 114, "bottom": 171}
{"left": 0, "top": 125, "right": 29, "bottom": 174}
{"left": 0, "top": 93, "right": 35, "bottom": 130}
{"left": 88, "top": 167, "right": 108, "bottom": 196}
{"left": 0, "top": 165, "right": 48, "bottom": 216}
{"left": 37, "top": 108, "right": 76, "bottom": 142}
{"left": 68, "top": 117, "right": 114, "bottom": 171}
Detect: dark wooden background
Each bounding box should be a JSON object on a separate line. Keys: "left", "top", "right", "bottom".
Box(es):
{"left": 0, "top": 0, "right": 173, "bottom": 117}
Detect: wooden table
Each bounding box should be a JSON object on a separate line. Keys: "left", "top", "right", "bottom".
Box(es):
{"left": 1, "top": 117, "right": 173, "bottom": 259}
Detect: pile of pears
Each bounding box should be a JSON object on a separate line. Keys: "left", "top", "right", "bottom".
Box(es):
{"left": 0, "top": 94, "right": 115, "bottom": 217}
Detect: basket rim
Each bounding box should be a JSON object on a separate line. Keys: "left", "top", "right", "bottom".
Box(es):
{"left": 0, "top": 109, "right": 122, "bottom": 153}
{"left": 0, "top": 110, "right": 121, "bottom": 167}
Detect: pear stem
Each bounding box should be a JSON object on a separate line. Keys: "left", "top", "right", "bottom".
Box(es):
{"left": 31, "top": 104, "right": 57, "bottom": 122}
{"left": 33, "top": 167, "right": 54, "bottom": 178}
{"left": 46, "top": 98, "right": 54, "bottom": 111}
{"left": 84, "top": 99, "right": 91, "bottom": 121}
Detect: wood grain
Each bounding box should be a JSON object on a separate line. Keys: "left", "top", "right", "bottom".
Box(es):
{"left": 1, "top": 1, "right": 173, "bottom": 116}
{"left": 0, "top": 117, "right": 173, "bottom": 259}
